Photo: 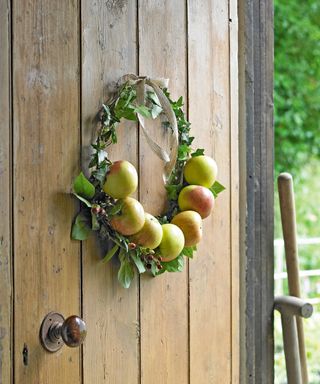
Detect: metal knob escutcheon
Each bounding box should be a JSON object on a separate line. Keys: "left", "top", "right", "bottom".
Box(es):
{"left": 40, "top": 312, "right": 87, "bottom": 352}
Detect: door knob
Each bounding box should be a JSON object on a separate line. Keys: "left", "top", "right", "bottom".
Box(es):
{"left": 40, "top": 312, "right": 87, "bottom": 352}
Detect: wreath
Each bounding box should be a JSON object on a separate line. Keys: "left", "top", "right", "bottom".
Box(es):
{"left": 71, "top": 74, "right": 225, "bottom": 288}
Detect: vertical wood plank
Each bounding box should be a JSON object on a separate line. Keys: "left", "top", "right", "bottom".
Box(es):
{"left": 81, "top": 1, "right": 140, "bottom": 383}
{"left": 229, "top": 0, "right": 240, "bottom": 382}
{"left": 238, "top": 0, "right": 274, "bottom": 381}
{"left": 13, "top": 1, "right": 81, "bottom": 382}
{"left": 188, "top": 0, "right": 232, "bottom": 382}
{"left": 138, "top": 1, "right": 189, "bottom": 383}
{"left": 0, "top": 0, "right": 12, "bottom": 382}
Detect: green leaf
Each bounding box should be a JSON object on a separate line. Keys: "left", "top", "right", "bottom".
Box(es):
{"left": 130, "top": 252, "right": 146, "bottom": 274}
{"left": 73, "top": 172, "right": 95, "bottom": 199}
{"left": 150, "top": 104, "right": 163, "bottom": 119}
{"left": 182, "top": 246, "right": 194, "bottom": 258}
{"left": 73, "top": 193, "right": 92, "bottom": 208}
{"left": 134, "top": 105, "right": 151, "bottom": 118}
{"left": 165, "top": 184, "right": 182, "bottom": 200}
{"left": 92, "top": 163, "right": 108, "bottom": 185}
{"left": 108, "top": 200, "right": 124, "bottom": 216}
{"left": 178, "top": 144, "right": 191, "bottom": 160}
{"left": 91, "top": 213, "right": 100, "bottom": 231}
{"left": 118, "top": 251, "right": 135, "bottom": 288}
{"left": 209, "top": 181, "right": 226, "bottom": 198}
{"left": 101, "top": 244, "right": 119, "bottom": 264}
{"left": 162, "top": 255, "right": 184, "bottom": 273}
{"left": 191, "top": 148, "right": 205, "bottom": 157}
{"left": 71, "top": 212, "right": 92, "bottom": 241}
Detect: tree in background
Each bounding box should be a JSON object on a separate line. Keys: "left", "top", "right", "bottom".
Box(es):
{"left": 275, "top": 0, "right": 320, "bottom": 177}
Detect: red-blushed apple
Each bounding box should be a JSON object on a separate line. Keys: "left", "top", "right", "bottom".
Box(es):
{"left": 178, "top": 185, "right": 214, "bottom": 219}
{"left": 184, "top": 155, "right": 218, "bottom": 188}
{"left": 110, "top": 197, "right": 145, "bottom": 236}
{"left": 130, "top": 213, "right": 163, "bottom": 249}
{"left": 158, "top": 223, "right": 185, "bottom": 261}
{"left": 103, "top": 160, "right": 138, "bottom": 199}
{"left": 171, "top": 210, "right": 202, "bottom": 247}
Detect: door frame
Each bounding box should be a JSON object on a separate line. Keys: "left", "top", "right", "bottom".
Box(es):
{"left": 239, "top": 0, "right": 274, "bottom": 382}
{"left": 0, "top": 0, "right": 274, "bottom": 382}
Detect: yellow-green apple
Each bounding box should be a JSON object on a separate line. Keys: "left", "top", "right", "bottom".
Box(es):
{"left": 158, "top": 223, "right": 185, "bottom": 261}
{"left": 178, "top": 185, "right": 214, "bottom": 219}
{"left": 184, "top": 155, "right": 218, "bottom": 188}
{"left": 103, "top": 160, "right": 138, "bottom": 199}
{"left": 171, "top": 210, "right": 202, "bottom": 247}
{"left": 110, "top": 197, "right": 145, "bottom": 236}
{"left": 130, "top": 213, "right": 163, "bottom": 249}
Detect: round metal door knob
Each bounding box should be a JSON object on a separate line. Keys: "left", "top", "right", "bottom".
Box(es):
{"left": 40, "top": 312, "right": 87, "bottom": 353}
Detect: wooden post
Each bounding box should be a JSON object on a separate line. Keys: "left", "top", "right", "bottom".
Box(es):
{"left": 278, "top": 173, "right": 309, "bottom": 383}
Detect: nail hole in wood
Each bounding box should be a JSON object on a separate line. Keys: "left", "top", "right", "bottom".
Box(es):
{"left": 22, "top": 343, "right": 28, "bottom": 366}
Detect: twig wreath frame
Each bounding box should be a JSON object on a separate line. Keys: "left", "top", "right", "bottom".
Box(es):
{"left": 71, "top": 74, "right": 225, "bottom": 288}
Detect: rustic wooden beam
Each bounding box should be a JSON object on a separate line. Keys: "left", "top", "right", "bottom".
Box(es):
{"left": 239, "top": 0, "right": 274, "bottom": 382}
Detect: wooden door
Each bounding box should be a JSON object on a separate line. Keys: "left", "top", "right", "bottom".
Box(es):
{"left": 0, "top": 0, "right": 239, "bottom": 383}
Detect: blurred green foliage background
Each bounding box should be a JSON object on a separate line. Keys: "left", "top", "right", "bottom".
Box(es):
{"left": 274, "top": 0, "right": 320, "bottom": 382}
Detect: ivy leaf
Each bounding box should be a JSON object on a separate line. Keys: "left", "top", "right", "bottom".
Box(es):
{"left": 91, "top": 213, "right": 100, "bottom": 231}
{"left": 108, "top": 200, "right": 124, "bottom": 216}
{"left": 150, "top": 104, "right": 163, "bottom": 119}
{"left": 161, "top": 255, "right": 184, "bottom": 273}
{"left": 151, "top": 262, "right": 159, "bottom": 276}
{"left": 191, "top": 148, "right": 205, "bottom": 157}
{"left": 178, "top": 144, "right": 191, "bottom": 160}
{"left": 134, "top": 105, "right": 151, "bottom": 118}
{"left": 182, "top": 246, "right": 195, "bottom": 258}
{"left": 147, "top": 91, "right": 161, "bottom": 106}
{"left": 71, "top": 212, "right": 92, "bottom": 240}
{"left": 165, "top": 184, "right": 182, "bottom": 200}
{"left": 120, "top": 107, "right": 137, "bottom": 121}
{"left": 73, "top": 193, "right": 92, "bottom": 208}
{"left": 209, "top": 181, "right": 226, "bottom": 198}
{"left": 130, "top": 252, "right": 146, "bottom": 274}
{"left": 101, "top": 244, "right": 119, "bottom": 264}
{"left": 92, "top": 163, "right": 108, "bottom": 185}
{"left": 73, "top": 172, "right": 95, "bottom": 199}
{"left": 118, "top": 251, "right": 135, "bottom": 288}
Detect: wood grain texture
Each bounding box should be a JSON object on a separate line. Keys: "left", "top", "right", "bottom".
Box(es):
{"left": 188, "top": 0, "right": 232, "bottom": 382}
{"left": 229, "top": 0, "right": 240, "bottom": 381}
{"left": 0, "top": 0, "right": 12, "bottom": 382}
{"left": 238, "top": 0, "right": 274, "bottom": 382}
{"left": 13, "top": 0, "right": 81, "bottom": 382}
{"left": 138, "top": 1, "right": 189, "bottom": 383}
{"left": 81, "top": 1, "right": 140, "bottom": 383}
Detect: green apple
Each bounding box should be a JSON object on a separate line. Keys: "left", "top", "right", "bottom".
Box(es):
{"left": 171, "top": 210, "right": 202, "bottom": 247}
{"left": 103, "top": 160, "right": 138, "bottom": 199}
{"left": 178, "top": 185, "right": 214, "bottom": 219}
{"left": 158, "top": 223, "right": 185, "bottom": 261}
{"left": 184, "top": 155, "right": 218, "bottom": 188}
{"left": 110, "top": 197, "right": 145, "bottom": 236}
{"left": 130, "top": 213, "right": 163, "bottom": 249}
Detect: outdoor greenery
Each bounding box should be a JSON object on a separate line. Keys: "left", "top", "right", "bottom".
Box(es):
{"left": 275, "top": 0, "right": 320, "bottom": 178}
{"left": 274, "top": 0, "right": 320, "bottom": 382}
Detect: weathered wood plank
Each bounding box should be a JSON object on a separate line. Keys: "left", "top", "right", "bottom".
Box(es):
{"left": 13, "top": 0, "right": 81, "bottom": 382}
{"left": 188, "top": 0, "right": 232, "bottom": 382}
{"left": 138, "top": 1, "right": 189, "bottom": 383}
{"left": 0, "top": 0, "right": 12, "bottom": 382}
{"left": 238, "top": 0, "right": 274, "bottom": 381}
{"left": 229, "top": 0, "right": 240, "bottom": 382}
{"left": 81, "top": 1, "right": 140, "bottom": 383}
